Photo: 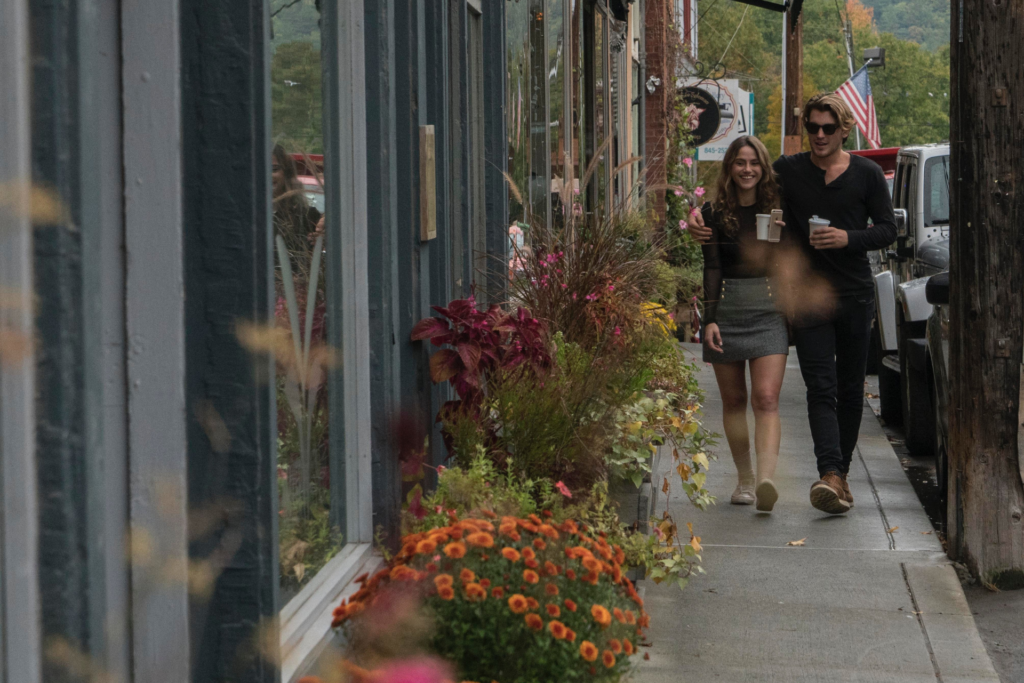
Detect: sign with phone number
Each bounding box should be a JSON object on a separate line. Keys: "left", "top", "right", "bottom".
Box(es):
{"left": 681, "top": 78, "right": 755, "bottom": 162}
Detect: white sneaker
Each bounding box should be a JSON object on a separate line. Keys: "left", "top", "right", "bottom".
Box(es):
{"left": 730, "top": 482, "right": 755, "bottom": 505}
{"left": 755, "top": 479, "right": 779, "bottom": 512}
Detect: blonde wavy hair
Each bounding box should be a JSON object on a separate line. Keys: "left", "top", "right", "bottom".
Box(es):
{"left": 712, "top": 136, "right": 780, "bottom": 237}
{"left": 802, "top": 92, "right": 856, "bottom": 141}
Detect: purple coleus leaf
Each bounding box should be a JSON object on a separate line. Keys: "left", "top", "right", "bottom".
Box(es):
{"left": 410, "top": 316, "right": 451, "bottom": 342}
{"left": 429, "top": 349, "right": 462, "bottom": 383}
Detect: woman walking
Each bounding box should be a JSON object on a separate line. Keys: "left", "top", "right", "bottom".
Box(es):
{"left": 699, "top": 136, "right": 788, "bottom": 512}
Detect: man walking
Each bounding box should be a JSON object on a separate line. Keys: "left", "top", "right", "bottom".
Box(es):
{"left": 688, "top": 93, "right": 896, "bottom": 514}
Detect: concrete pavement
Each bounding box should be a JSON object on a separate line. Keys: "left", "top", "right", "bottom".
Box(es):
{"left": 634, "top": 344, "right": 999, "bottom": 682}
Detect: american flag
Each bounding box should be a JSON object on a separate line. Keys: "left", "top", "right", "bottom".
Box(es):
{"left": 836, "top": 65, "right": 881, "bottom": 149}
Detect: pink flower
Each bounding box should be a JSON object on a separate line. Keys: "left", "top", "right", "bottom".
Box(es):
{"left": 694, "top": 186, "right": 706, "bottom": 197}
{"left": 683, "top": 157, "right": 693, "bottom": 168}
{"left": 679, "top": 219, "right": 686, "bottom": 229}
{"left": 561, "top": 283, "right": 568, "bottom": 289}
{"left": 673, "top": 188, "right": 684, "bottom": 197}
{"left": 556, "top": 481, "right": 573, "bottom": 498}
{"left": 614, "top": 327, "right": 621, "bottom": 336}
{"left": 608, "top": 285, "right": 615, "bottom": 291}
{"left": 689, "top": 207, "right": 701, "bottom": 217}
{"left": 572, "top": 292, "right": 577, "bottom": 300}
{"left": 573, "top": 188, "right": 580, "bottom": 195}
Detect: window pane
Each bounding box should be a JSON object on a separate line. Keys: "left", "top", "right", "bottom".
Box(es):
{"left": 529, "top": 0, "right": 548, "bottom": 226}
{"left": 924, "top": 155, "right": 950, "bottom": 227}
{"left": 270, "top": 0, "right": 339, "bottom": 604}
{"left": 547, "top": 0, "right": 564, "bottom": 224}
{"left": 506, "top": 0, "right": 530, "bottom": 224}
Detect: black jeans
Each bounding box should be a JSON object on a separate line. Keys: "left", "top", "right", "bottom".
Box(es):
{"left": 793, "top": 295, "right": 875, "bottom": 477}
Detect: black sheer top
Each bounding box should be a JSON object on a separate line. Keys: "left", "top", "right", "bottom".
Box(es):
{"left": 700, "top": 203, "right": 778, "bottom": 325}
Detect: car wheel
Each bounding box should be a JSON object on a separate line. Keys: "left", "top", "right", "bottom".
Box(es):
{"left": 877, "top": 313, "right": 901, "bottom": 425}
{"left": 900, "top": 320, "right": 935, "bottom": 457}
{"left": 932, "top": 375, "right": 948, "bottom": 522}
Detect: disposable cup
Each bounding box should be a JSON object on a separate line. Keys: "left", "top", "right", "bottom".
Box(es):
{"left": 756, "top": 214, "right": 771, "bottom": 241}
{"left": 769, "top": 209, "right": 783, "bottom": 242}
{"left": 808, "top": 215, "right": 831, "bottom": 235}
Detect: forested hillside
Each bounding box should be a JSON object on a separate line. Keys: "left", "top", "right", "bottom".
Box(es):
{"left": 696, "top": 0, "right": 949, "bottom": 158}
{"left": 862, "top": 0, "right": 950, "bottom": 52}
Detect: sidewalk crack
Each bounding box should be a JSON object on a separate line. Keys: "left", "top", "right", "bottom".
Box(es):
{"left": 901, "top": 562, "right": 944, "bottom": 682}
{"left": 857, "top": 445, "right": 897, "bottom": 550}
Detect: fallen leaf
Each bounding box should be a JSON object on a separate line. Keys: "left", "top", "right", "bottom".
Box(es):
{"left": 786, "top": 538, "right": 807, "bottom": 547}
{"left": 662, "top": 477, "right": 670, "bottom": 494}
{"left": 294, "top": 562, "right": 306, "bottom": 582}
{"left": 912, "top": 610, "right": 922, "bottom": 615}
{"left": 920, "top": 530, "right": 933, "bottom": 535}
{"left": 887, "top": 526, "right": 899, "bottom": 534}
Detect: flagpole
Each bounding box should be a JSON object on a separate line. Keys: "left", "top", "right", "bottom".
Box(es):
{"left": 842, "top": 20, "right": 863, "bottom": 150}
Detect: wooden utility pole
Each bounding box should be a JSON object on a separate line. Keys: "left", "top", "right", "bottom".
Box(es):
{"left": 948, "top": 0, "right": 1024, "bottom": 586}
{"left": 783, "top": 10, "right": 803, "bottom": 155}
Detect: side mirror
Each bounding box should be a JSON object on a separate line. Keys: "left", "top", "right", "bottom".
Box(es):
{"left": 894, "top": 208, "right": 908, "bottom": 238}
{"left": 926, "top": 271, "right": 949, "bottom": 305}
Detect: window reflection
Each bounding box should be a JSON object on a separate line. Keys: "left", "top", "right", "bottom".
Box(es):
{"left": 270, "top": 0, "right": 339, "bottom": 604}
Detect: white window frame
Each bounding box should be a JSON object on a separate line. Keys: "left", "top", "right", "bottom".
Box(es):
{"left": 277, "top": 0, "right": 380, "bottom": 677}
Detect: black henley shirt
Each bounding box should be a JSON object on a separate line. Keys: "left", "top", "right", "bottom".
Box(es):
{"left": 772, "top": 152, "right": 896, "bottom": 296}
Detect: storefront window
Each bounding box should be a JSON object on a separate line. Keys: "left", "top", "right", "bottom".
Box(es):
{"left": 506, "top": 0, "right": 530, "bottom": 224}
{"left": 270, "top": 0, "right": 339, "bottom": 604}
{"left": 548, "top": 0, "right": 565, "bottom": 223}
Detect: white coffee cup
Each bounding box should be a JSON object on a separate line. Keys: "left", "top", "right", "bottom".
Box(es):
{"left": 756, "top": 213, "right": 771, "bottom": 241}
{"left": 808, "top": 215, "right": 831, "bottom": 234}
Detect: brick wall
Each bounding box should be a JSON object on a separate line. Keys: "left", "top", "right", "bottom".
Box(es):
{"left": 644, "top": 0, "right": 670, "bottom": 222}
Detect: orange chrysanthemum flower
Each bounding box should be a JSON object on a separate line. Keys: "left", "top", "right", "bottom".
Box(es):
{"left": 613, "top": 546, "right": 626, "bottom": 564}
{"left": 602, "top": 650, "right": 616, "bottom": 668}
{"left": 434, "top": 574, "right": 454, "bottom": 590}
{"left": 522, "top": 569, "right": 539, "bottom": 584}
{"left": 639, "top": 613, "right": 650, "bottom": 628}
{"left": 481, "top": 509, "right": 497, "bottom": 519}
{"left": 614, "top": 608, "right": 626, "bottom": 623}
{"left": 507, "top": 594, "right": 529, "bottom": 614}
{"left": 583, "top": 571, "right": 600, "bottom": 585}
{"left": 491, "top": 587, "right": 505, "bottom": 599}
{"left": 624, "top": 609, "right": 636, "bottom": 625}
{"left": 544, "top": 582, "right": 559, "bottom": 596}
{"left": 564, "top": 598, "right": 577, "bottom": 612}
{"left": 438, "top": 586, "right": 455, "bottom": 601}
{"left": 390, "top": 565, "right": 418, "bottom": 581}
{"left": 591, "top": 604, "right": 612, "bottom": 627}
{"left": 466, "top": 532, "right": 495, "bottom": 548}
{"left": 608, "top": 639, "right": 622, "bottom": 654}
{"left": 480, "top": 578, "right": 491, "bottom": 588}
{"left": 579, "top": 641, "right": 599, "bottom": 662}
{"left": 448, "top": 527, "right": 464, "bottom": 540}
{"left": 524, "top": 559, "right": 539, "bottom": 569}
{"left": 521, "top": 547, "right": 536, "bottom": 561}
{"left": 501, "top": 547, "right": 521, "bottom": 562}
{"left": 582, "top": 556, "right": 602, "bottom": 573}
{"left": 526, "top": 597, "right": 540, "bottom": 609}
{"left": 465, "top": 582, "right": 487, "bottom": 601}
{"left": 538, "top": 524, "right": 559, "bottom": 540}
{"left": 560, "top": 520, "right": 579, "bottom": 534}
{"left": 543, "top": 561, "right": 559, "bottom": 576}
{"left": 524, "top": 613, "right": 543, "bottom": 631}
{"left": 528, "top": 514, "right": 543, "bottom": 525}
{"left": 612, "top": 565, "right": 623, "bottom": 583}
{"left": 566, "top": 569, "right": 577, "bottom": 580}
{"left": 533, "top": 538, "right": 547, "bottom": 550}
{"left": 623, "top": 640, "right": 634, "bottom": 655}
{"left": 425, "top": 562, "right": 437, "bottom": 573}
{"left": 546, "top": 604, "right": 561, "bottom": 617}
{"left": 565, "top": 628, "right": 577, "bottom": 643}
{"left": 548, "top": 620, "right": 567, "bottom": 639}
{"left": 499, "top": 523, "right": 518, "bottom": 537}
{"left": 415, "top": 539, "right": 437, "bottom": 555}
{"left": 444, "top": 541, "right": 467, "bottom": 558}
{"left": 460, "top": 568, "right": 476, "bottom": 583}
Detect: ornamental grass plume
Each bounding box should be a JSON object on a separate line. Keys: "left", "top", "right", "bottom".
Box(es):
{"left": 333, "top": 514, "right": 648, "bottom": 683}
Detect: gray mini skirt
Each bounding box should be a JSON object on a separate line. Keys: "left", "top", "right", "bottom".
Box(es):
{"left": 703, "top": 277, "right": 789, "bottom": 364}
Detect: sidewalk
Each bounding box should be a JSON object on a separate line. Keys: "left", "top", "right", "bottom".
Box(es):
{"left": 635, "top": 344, "right": 1000, "bottom": 683}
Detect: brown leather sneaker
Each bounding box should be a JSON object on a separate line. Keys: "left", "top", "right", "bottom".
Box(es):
{"left": 810, "top": 473, "right": 851, "bottom": 514}
{"left": 840, "top": 473, "right": 854, "bottom": 507}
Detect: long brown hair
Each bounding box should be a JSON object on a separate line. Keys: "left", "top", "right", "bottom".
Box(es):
{"left": 712, "top": 136, "right": 779, "bottom": 236}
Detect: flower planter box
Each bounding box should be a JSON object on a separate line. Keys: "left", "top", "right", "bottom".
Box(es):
{"left": 608, "top": 444, "right": 668, "bottom": 582}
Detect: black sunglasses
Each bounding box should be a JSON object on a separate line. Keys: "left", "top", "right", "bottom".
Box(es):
{"left": 805, "top": 122, "right": 839, "bottom": 135}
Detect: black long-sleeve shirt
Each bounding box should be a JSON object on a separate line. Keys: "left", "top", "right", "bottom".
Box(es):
{"left": 700, "top": 203, "right": 776, "bottom": 325}
{"left": 772, "top": 152, "right": 896, "bottom": 296}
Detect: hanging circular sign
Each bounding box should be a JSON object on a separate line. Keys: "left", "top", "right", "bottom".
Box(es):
{"left": 680, "top": 86, "right": 722, "bottom": 146}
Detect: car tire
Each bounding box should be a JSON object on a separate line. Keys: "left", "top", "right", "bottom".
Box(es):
{"left": 900, "top": 320, "right": 935, "bottom": 458}
{"left": 877, "top": 314, "right": 901, "bottom": 426}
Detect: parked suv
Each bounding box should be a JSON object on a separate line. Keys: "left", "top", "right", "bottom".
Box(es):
{"left": 872, "top": 143, "right": 950, "bottom": 457}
